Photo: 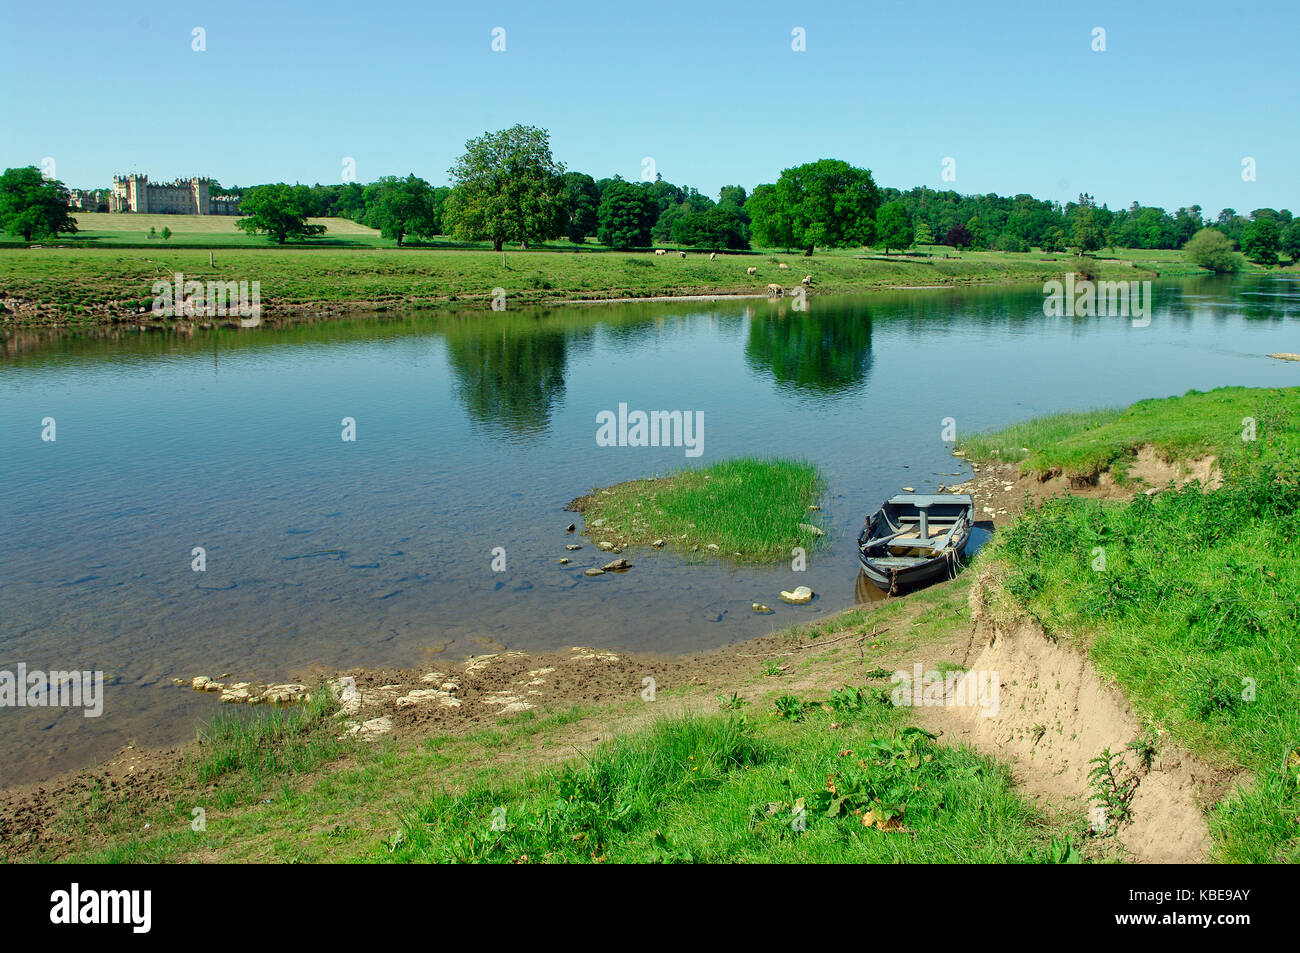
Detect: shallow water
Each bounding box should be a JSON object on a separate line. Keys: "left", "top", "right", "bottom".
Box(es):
{"left": 1, "top": 274, "right": 1295, "bottom": 785}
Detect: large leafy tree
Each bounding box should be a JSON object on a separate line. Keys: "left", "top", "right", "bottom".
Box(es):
{"left": 671, "top": 206, "right": 750, "bottom": 249}
{"left": 1184, "top": 228, "right": 1239, "bottom": 273}
{"left": 1241, "top": 217, "right": 1280, "bottom": 265}
{"left": 596, "top": 179, "right": 656, "bottom": 249}
{"left": 560, "top": 172, "right": 599, "bottom": 243}
{"left": 944, "top": 223, "right": 973, "bottom": 249}
{"left": 1282, "top": 221, "right": 1300, "bottom": 264}
{"left": 443, "top": 124, "right": 566, "bottom": 251}
{"left": 745, "top": 183, "right": 794, "bottom": 249}
{"left": 366, "top": 174, "right": 438, "bottom": 246}
{"left": 0, "top": 166, "right": 78, "bottom": 242}
{"left": 749, "top": 159, "right": 880, "bottom": 255}
{"left": 875, "top": 201, "right": 913, "bottom": 253}
{"left": 235, "top": 184, "right": 327, "bottom": 244}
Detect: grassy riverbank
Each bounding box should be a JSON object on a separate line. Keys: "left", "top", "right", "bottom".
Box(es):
{"left": 568, "top": 457, "right": 826, "bottom": 564}
{"left": 0, "top": 243, "right": 1240, "bottom": 328}
{"left": 970, "top": 386, "right": 1300, "bottom": 862}
{"left": 960, "top": 386, "right": 1299, "bottom": 482}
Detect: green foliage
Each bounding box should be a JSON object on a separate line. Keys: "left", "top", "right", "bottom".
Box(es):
{"left": 560, "top": 172, "right": 599, "bottom": 243}
{"left": 443, "top": 124, "right": 567, "bottom": 251}
{"left": 365, "top": 174, "right": 439, "bottom": 246}
{"left": 875, "top": 200, "right": 913, "bottom": 253}
{"left": 1241, "top": 218, "right": 1280, "bottom": 265}
{"left": 596, "top": 179, "right": 656, "bottom": 249}
{"left": 235, "top": 184, "right": 327, "bottom": 244}
{"left": 913, "top": 220, "right": 934, "bottom": 247}
{"left": 1282, "top": 221, "right": 1300, "bottom": 262}
{"left": 1184, "top": 227, "right": 1240, "bottom": 273}
{"left": 0, "top": 166, "right": 79, "bottom": 242}
{"left": 748, "top": 159, "right": 880, "bottom": 254}
{"left": 670, "top": 205, "right": 749, "bottom": 249}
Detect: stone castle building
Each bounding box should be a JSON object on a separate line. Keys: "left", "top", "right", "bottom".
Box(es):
{"left": 108, "top": 174, "right": 241, "bottom": 215}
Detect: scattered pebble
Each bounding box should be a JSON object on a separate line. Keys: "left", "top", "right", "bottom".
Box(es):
{"left": 779, "top": 586, "right": 814, "bottom": 605}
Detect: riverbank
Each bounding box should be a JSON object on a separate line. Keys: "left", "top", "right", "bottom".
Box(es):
{"left": 5, "top": 386, "right": 1294, "bottom": 863}
{"left": 0, "top": 244, "right": 1258, "bottom": 329}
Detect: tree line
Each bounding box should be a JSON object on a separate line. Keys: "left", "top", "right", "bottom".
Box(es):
{"left": 2, "top": 125, "right": 1296, "bottom": 265}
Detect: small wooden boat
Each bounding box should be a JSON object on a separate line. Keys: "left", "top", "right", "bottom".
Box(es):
{"left": 857, "top": 494, "right": 974, "bottom": 593}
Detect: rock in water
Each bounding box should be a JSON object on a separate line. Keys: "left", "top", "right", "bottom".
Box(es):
{"left": 598, "top": 541, "right": 615, "bottom": 551}
{"left": 779, "top": 586, "right": 814, "bottom": 605}
{"left": 752, "top": 603, "right": 774, "bottom": 614}
{"left": 602, "top": 558, "right": 631, "bottom": 571}
{"left": 652, "top": 538, "right": 665, "bottom": 548}
{"left": 566, "top": 523, "right": 576, "bottom": 532}
{"left": 565, "top": 544, "right": 582, "bottom": 551}
{"left": 584, "top": 568, "right": 605, "bottom": 577}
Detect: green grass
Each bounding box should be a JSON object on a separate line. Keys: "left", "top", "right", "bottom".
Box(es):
{"left": 976, "top": 389, "right": 1300, "bottom": 862}
{"left": 0, "top": 244, "right": 1193, "bottom": 326}
{"left": 961, "top": 386, "right": 1300, "bottom": 481}
{"left": 390, "top": 699, "right": 1054, "bottom": 863}
{"left": 572, "top": 456, "right": 826, "bottom": 564}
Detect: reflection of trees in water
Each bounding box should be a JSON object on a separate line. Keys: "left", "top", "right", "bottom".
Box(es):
{"left": 745, "top": 302, "right": 874, "bottom": 395}
{"left": 443, "top": 319, "right": 571, "bottom": 439}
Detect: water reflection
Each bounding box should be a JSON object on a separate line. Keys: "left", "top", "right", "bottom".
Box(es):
{"left": 443, "top": 315, "right": 571, "bottom": 439}
{"left": 745, "top": 301, "right": 874, "bottom": 395}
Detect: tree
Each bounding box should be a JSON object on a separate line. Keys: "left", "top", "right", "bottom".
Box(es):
{"left": 749, "top": 159, "right": 880, "bottom": 255}
{"left": 443, "top": 124, "right": 567, "bottom": 251}
{"left": 1241, "top": 218, "right": 1280, "bottom": 265}
{"left": 1070, "top": 209, "right": 1104, "bottom": 253}
{"left": 0, "top": 166, "right": 78, "bottom": 242}
{"left": 560, "top": 172, "right": 599, "bottom": 244}
{"left": 718, "top": 185, "right": 748, "bottom": 211}
{"left": 367, "top": 174, "right": 438, "bottom": 246}
{"left": 875, "top": 201, "right": 913, "bottom": 253}
{"left": 944, "top": 223, "right": 973, "bottom": 249}
{"left": 1184, "top": 228, "right": 1239, "bottom": 273}
{"left": 235, "top": 184, "right": 327, "bottom": 244}
{"left": 671, "top": 207, "right": 750, "bottom": 249}
{"left": 914, "top": 220, "right": 935, "bottom": 248}
{"left": 745, "top": 183, "right": 794, "bottom": 249}
{"left": 1282, "top": 221, "right": 1300, "bottom": 263}
{"left": 596, "top": 180, "right": 656, "bottom": 249}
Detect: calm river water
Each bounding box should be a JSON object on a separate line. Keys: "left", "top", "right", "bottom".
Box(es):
{"left": 1, "top": 274, "right": 1296, "bottom": 785}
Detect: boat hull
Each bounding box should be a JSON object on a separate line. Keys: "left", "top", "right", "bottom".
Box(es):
{"left": 857, "top": 494, "right": 975, "bottom": 593}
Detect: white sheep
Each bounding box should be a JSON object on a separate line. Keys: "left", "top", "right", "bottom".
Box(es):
{"left": 709, "top": 252, "right": 716, "bottom": 261}
{"left": 679, "top": 251, "right": 686, "bottom": 259}
{"left": 778, "top": 262, "right": 788, "bottom": 270}
{"left": 801, "top": 275, "right": 813, "bottom": 286}
{"left": 655, "top": 249, "right": 666, "bottom": 256}
{"left": 746, "top": 266, "right": 758, "bottom": 276}
{"left": 766, "top": 283, "right": 784, "bottom": 297}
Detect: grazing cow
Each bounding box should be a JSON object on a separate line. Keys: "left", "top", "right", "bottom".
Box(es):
{"left": 655, "top": 249, "right": 666, "bottom": 255}
{"left": 801, "top": 275, "right": 813, "bottom": 286}
{"left": 746, "top": 266, "right": 758, "bottom": 276}
{"left": 766, "top": 283, "right": 784, "bottom": 297}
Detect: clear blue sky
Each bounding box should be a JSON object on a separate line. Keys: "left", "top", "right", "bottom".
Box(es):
{"left": 2, "top": 0, "right": 1296, "bottom": 217}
